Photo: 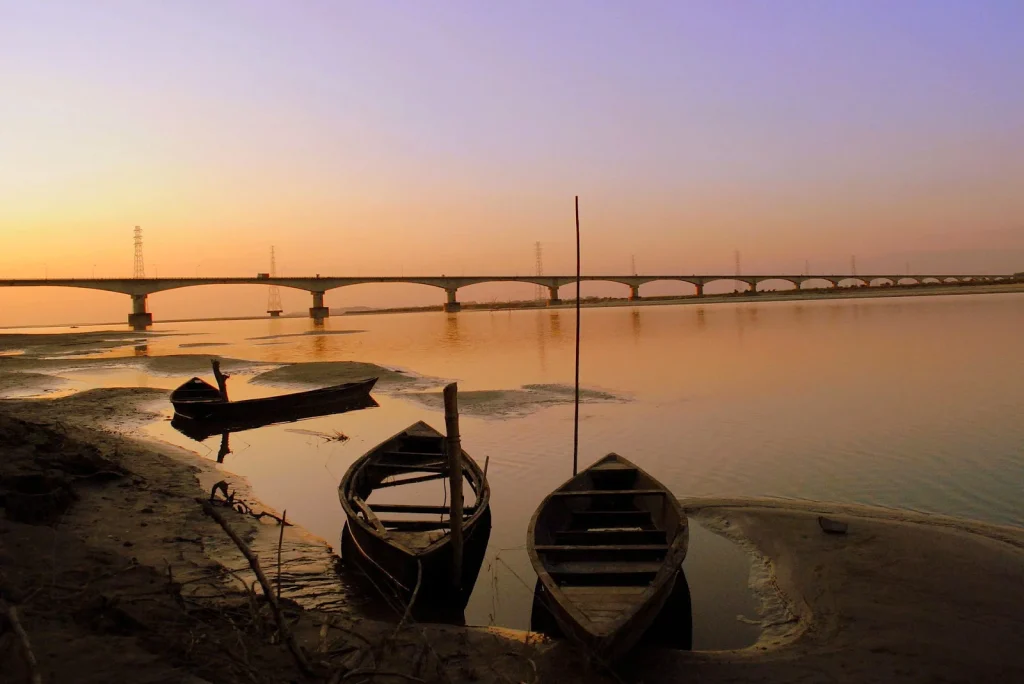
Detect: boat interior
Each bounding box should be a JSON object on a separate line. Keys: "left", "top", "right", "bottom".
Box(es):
{"left": 533, "top": 453, "right": 683, "bottom": 626}
{"left": 349, "top": 423, "right": 481, "bottom": 553}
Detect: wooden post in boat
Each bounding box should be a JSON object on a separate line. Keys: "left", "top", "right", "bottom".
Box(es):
{"left": 211, "top": 359, "right": 230, "bottom": 400}
{"left": 443, "top": 382, "right": 464, "bottom": 591}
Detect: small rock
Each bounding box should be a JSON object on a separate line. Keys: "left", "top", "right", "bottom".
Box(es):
{"left": 140, "top": 507, "right": 154, "bottom": 514}
{"left": 123, "top": 541, "right": 134, "bottom": 547}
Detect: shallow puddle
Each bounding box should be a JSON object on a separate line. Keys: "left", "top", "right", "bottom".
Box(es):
{"left": 683, "top": 520, "right": 762, "bottom": 650}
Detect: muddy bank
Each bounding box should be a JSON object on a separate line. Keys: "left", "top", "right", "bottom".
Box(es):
{"left": 3, "top": 390, "right": 1022, "bottom": 682}
{"left": 0, "top": 395, "right": 572, "bottom": 683}
{"left": 0, "top": 371, "right": 66, "bottom": 397}
{"left": 631, "top": 497, "right": 1024, "bottom": 682}
{"left": 250, "top": 360, "right": 433, "bottom": 389}
{"left": 0, "top": 330, "right": 159, "bottom": 356}
{"left": 402, "top": 383, "right": 626, "bottom": 417}
{"left": 0, "top": 351, "right": 271, "bottom": 377}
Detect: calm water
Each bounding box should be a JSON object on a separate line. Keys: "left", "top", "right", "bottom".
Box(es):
{"left": 6, "top": 293, "right": 1023, "bottom": 647}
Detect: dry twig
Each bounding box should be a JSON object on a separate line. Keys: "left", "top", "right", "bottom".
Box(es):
{"left": 196, "top": 498, "right": 314, "bottom": 678}
{"left": 1, "top": 599, "right": 43, "bottom": 684}
{"left": 277, "top": 509, "right": 287, "bottom": 603}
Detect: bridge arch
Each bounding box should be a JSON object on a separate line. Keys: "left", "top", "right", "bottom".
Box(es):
{"left": 629, "top": 278, "right": 703, "bottom": 298}
{"left": 700, "top": 277, "right": 756, "bottom": 294}
{"left": 754, "top": 277, "right": 800, "bottom": 291}
{"left": 835, "top": 277, "right": 868, "bottom": 287}
{"left": 869, "top": 277, "right": 897, "bottom": 286}
{"left": 800, "top": 277, "right": 838, "bottom": 290}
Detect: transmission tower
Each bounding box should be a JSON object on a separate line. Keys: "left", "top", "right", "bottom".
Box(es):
{"left": 734, "top": 250, "right": 741, "bottom": 277}
{"left": 851, "top": 255, "right": 857, "bottom": 276}
{"left": 631, "top": 254, "right": 637, "bottom": 276}
{"left": 133, "top": 226, "right": 145, "bottom": 278}
{"left": 267, "top": 246, "right": 283, "bottom": 316}
{"left": 534, "top": 241, "right": 544, "bottom": 300}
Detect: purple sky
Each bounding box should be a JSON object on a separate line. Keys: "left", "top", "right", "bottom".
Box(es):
{"left": 2, "top": 1, "right": 1023, "bottom": 322}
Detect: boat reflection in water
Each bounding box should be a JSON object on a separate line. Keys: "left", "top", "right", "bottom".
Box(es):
{"left": 170, "top": 394, "right": 379, "bottom": 462}
{"left": 530, "top": 568, "right": 693, "bottom": 652}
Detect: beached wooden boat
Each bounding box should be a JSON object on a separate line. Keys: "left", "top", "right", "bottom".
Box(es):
{"left": 527, "top": 453, "right": 688, "bottom": 662}
{"left": 339, "top": 421, "right": 491, "bottom": 616}
{"left": 170, "top": 376, "right": 378, "bottom": 422}
{"left": 170, "top": 394, "right": 378, "bottom": 441}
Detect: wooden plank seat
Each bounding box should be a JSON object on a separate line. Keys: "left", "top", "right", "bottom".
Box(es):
{"left": 569, "top": 510, "right": 655, "bottom": 529}
{"left": 547, "top": 559, "right": 663, "bottom": 579}
{"left": 375, "top": 472, "right": 448, "bottom": 489}
{"left": 380, "top": 519, "right": 452, "bottom": 531}
{"left": 368, "top": 503, "right": 477, "bottom": 515}
{"left": 536, "top": 544, "right": 669, "bottom": 563}
{"left": 378, "top": 450, "right": 446, "bottom": 459}
{"left": 554, "top": 529, "right": 667, "bottom": 545}
{"left": 368, "top": 462, "right": 447, "bottom": 473}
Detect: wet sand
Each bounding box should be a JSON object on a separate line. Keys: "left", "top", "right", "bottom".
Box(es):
{"left": 2, "top": 387, "right": 1022, "bottom": 682}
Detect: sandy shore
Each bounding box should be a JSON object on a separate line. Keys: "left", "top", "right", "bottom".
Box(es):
{"left": 2, "top": 393, "right": 1022, "bottom": 682}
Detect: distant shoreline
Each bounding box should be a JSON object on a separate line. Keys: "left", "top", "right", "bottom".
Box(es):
{"left": 344, "top": 281, "right": 1024, "bottom": 317}
{"left": 2, "top": 281, "right": 1021, "bottom": 330}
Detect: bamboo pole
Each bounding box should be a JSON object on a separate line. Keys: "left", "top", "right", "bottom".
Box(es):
{"left": 573, "top": 195, "right": 581, "bottom": 476}
{"left": 443, "top": 382, "right": 464, "bottom": 591}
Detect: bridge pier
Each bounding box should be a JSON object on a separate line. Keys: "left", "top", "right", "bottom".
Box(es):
{"left": 749, "top": 281, "right": 758, "bottom": 294}
{"left": 547, "top": 286, "right": 561, "bottom": 306}
{"left": 128, "top": 294, "right": 152, "bottom": 329}
{"left": 309, "top": 291, "right": 329, "bottom": 319}
{"left": 629, "top": 285, "right": 641, "bottom": 301}
{"left": 694, "top": 282, "right": 704, "bottom": 297}
{"left": 443, "top": 288, "right": 461, "bottom": 313}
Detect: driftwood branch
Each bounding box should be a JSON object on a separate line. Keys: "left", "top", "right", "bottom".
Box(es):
{"left": 196, "top": 498, "right": 314, "bottom": 678}
{"left": 277, "top": 510, "right": 287, "bottom": 603}
{"left": 1, "top": 599, "right": 43, "bottom": 684}
{"left": 211, "top": 359, "right": 230, "bottom": 400}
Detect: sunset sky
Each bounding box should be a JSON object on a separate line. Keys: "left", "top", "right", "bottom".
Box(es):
{"left": 3, "top": 1, "right": 1023, "bottom": 325}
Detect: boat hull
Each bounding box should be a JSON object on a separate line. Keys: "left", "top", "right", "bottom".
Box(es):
{"left": 342, "top": 504, "right": 491, "bottom": 620}
{"left": 539, "top": 566, "right": 680, "bottom": 662}
{"left": 527, "top": 452, "right": 689, "bottom": 663}
{"left": 338, "top": 421, "right": 492, "bottom": 621}
{"left": 171, "top": 377, "right": 378, "bottom": 422}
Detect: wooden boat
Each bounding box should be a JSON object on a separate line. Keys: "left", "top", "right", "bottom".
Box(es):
{"left": 339, "top": 421, "right": 491, "bottom": 617}
{"left": 527, "top": 453, "right": 688, "bottom": 662}
{"left": 170, "top": 394, "right": 378, "bottom": 441}
{"left": 170, "top": 376, "right": 378, "bottom": 422}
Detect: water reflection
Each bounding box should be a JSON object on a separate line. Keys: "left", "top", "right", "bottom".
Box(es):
{"left": 536, "top": 311, "right": 547, "bottom": 371}
{"left": 549, "top": 311, "right": 562, "bottom": 338}
{"left": 444, "top": 314, "right": 461, "bottom": 345}
{"left": 170, "top": 395, "right": 378, "bottom": 444}
{"left": 124, "top": 294, "right": 1023, "bottom": 643}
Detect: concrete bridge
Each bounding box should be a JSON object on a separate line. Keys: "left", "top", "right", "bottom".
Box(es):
{"left": 0, "top": 273, "right": 1011, "bottom": 328}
